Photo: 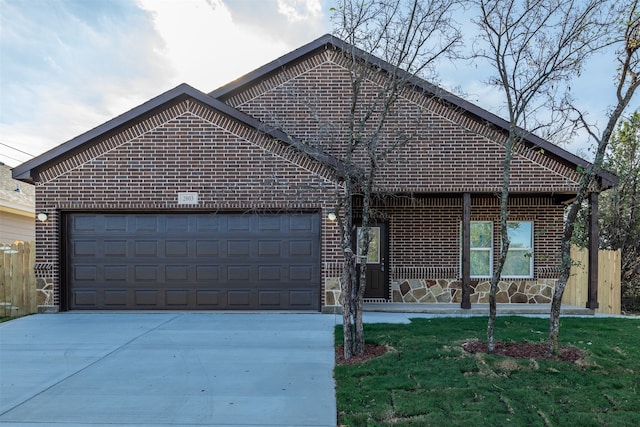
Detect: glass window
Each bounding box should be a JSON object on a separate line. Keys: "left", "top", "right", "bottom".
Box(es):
{"left": 503, "top": 221, "right": 534, "bottom": 277}
{"left": 469, "top": 221, "right": 493, "bottom": 278}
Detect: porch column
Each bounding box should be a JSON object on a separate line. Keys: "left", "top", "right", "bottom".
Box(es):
{"left": 587, "top": 192, "right": 600, "bottom": 309}
{"left": 461, "top": 193, "right": 471, "bottom": 309}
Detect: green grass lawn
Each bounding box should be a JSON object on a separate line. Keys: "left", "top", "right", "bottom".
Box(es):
{"left": 335, "top": 317, "right": 640, "bottom": 426}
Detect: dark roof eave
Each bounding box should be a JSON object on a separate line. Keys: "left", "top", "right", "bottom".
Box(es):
{"left": 12, "top": 83, "right": 345, "bottom": 183}
{"left": 210, "top": 34, "right": 618, "bottom": 189}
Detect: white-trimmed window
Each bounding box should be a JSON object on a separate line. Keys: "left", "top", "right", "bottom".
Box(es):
{"left": 503, "top": 221, "right": 534, "bottom": 278}
{"left": 469, "top": 221, "right": 493, "bottom": 278}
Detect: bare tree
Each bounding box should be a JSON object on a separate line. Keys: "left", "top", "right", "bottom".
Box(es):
{"left": 472, "top": 0, "right": 614, "bottom": 352}
{"left": 331, "top": 0, "right": 462, "bottom": 359}
{"left": 549, "top": 0, "right": 639, "bottom": 354}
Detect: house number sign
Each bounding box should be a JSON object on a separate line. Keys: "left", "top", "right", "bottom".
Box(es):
{"left": 178, "top": 192, "right": 199, "bottom": 205}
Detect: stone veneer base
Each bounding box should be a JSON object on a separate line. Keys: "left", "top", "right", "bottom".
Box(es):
{"left": 324, "top": 277, "right": 558, "bottom": 308}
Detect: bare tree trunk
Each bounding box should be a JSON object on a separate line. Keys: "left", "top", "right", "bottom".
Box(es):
{"left": 549, "top": 247, "right": 571, "bottom": 353}
{"left": 340, "top": 182, "right": 355, "bottom": 360}
{"left": 354, "top": 165, "right": 375, "bottom": 356}
{"left": 354, "top": 256, "right": 366, "bottom": 355}
{"left": 549, "top": 194, "right": 587, "bottom": 353}
{"left": 488, "top": 145, "right": 512, "bottom": 353}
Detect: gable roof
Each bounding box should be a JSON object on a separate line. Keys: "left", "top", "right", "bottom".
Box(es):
{"left": 211, "top": 34, "right": 618, "bottom": 189}
{"left": 12, "top": 83, "right": 345, "bottom": 183}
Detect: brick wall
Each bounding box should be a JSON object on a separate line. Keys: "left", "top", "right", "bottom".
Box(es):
{"left": 34, "top": 100, "right": 342, "bottom": 307}
{"left": 223, "top": 49, "right": 582, "bottom": 194}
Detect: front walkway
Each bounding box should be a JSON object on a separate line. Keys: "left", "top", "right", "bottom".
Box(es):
{"left": 364, "top": 303, "right": 594, "bottom": 315}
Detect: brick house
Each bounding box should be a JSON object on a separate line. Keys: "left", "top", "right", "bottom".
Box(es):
{"left": 13, "top": 35, "right": 615, "bottom": 312}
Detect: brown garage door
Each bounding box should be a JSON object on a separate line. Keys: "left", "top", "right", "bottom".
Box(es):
{"left": 65, "top": 212, "right": 320, "bottom": 310}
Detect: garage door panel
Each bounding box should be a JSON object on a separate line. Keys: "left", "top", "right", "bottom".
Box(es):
{"left": 73, "top": 290, "right": 97, "bottom": 306}
{"left": 227, "top": 265, "right": 251, "bottom": 281}
{"left": 228, "top": 291, "right": 250, "bottom": 306}
{"left": 67, "top": 213, "right": 320, "bottom": 310}
{"left": 196, "top": 240, "right": 219, "bottom": 256}
{"left": 72, "top": 216, "right": 99, "bottom": 232}
{"left": 134, "top": 265, "right": 159, "bottom": 281}
{"left": 227, "top": 240, "right": 250, "bottom": 257}
{"left": 104, "top": 290, "right": 127, "bottom": 306}
{"left": 166, "top": 265, "right": 189, "bottom": 281}
{"left": 228, "top": 216, "right": 251, "bottom": 231}
{"left": 73, "top": 240, "right": 98, "bottom": 257}
{"left": 165, "top": 290, "right": 189, "bottom": 306}
{"left": 289, "top": 215, "right": 315, "bottom": 232}
{"left": 290, "top": 291, "right": 313, "bottom": 306}
{"left": 105, "top": 216, "right": 127, "bottom": 231}
{"left": 104, "top": 240, "right": 127, "bottom": 256}
{"left": 259, "top": 291, "right": 281, "bottom": 306}
{"left": 165, "top": 215, "right": 189, "bottom": 233}
{"left": 134, "top": 216, "right": 157, "bottom": 232}
{"left": 258, "top": 216, "right": 282, "bottom": 231}
{"left": 165, "top": 240, "right": 189, "bottom": 257}
{"left": 104, "top": 265, "right": 128, "bottom": 281}
{"left": 258, "top": 240, "right": 282, "bottom": 256}
{"left": 74, "top": 265, "right": 97, "bottom": 281}
{"left": 290, "top": 265, "right": 313, "bottom": 281}
{"left": 258, "top": 265, "right": 281, "bottom": 281}
{"left": 196, "top": 215, "right": 219, "bottom": 232}
{"left": 134, "top": 241, "right": 159, "bottom": 257}
{"left": 196, "top": 290, "right": 221, "bottom": 306}
{"left": 196, "top": 265, "right": 219, "bottom": 281}
{"left": 290, "top": 240, "right": 313, "bottom": 257}
{"left": 135, "top": 290, "right": 158, "bottom": 305}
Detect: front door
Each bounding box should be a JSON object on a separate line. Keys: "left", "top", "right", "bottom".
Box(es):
{"left": 356, "top": 223, "right": 389, "bottom": 299}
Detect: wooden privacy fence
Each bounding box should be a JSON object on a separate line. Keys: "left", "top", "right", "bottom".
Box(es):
{"left": 562, "top": 245, "right": 621, "bottom": 315}
{"left": 0, "top": 241, "right": 37, "bottom": 318}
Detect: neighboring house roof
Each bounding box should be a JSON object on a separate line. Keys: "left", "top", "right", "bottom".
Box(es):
{"left": 0, "top": 162, "right": 34, "bottom": 217}
{"left": 211, "top": 34, "right": 618, "bottom": 189}
{"left": 12, "top": 84, "right": 345, "bottom": 184}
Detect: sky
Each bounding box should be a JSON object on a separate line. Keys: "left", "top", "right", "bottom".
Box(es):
{"left": 0, "top": 0, "right": 633, "bottom": 168}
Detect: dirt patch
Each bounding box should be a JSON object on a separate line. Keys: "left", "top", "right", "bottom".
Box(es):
{"left": 463, "top": 340, "right": 585, "bottom": 363}
{"left": 335, "top": 344, "right": 388, "bottom": 365}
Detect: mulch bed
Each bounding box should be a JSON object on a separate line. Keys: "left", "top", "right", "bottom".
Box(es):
{"left": 335, "top": 341, "right": 585, "bottom": 365}
{"left": 335, "top": 344, "right": 388, "bottom": 365}
{"left": 463, "top": 340, "right": 585, "bottom": 362}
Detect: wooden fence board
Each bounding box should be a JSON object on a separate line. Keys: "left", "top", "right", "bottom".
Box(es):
{"left": 563, "top": 245, "right": 621, "bottom": 314}
{"left": 0, "top": 241, "right": 37, "bottom": 318}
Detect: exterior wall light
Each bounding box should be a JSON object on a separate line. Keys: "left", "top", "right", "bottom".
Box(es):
{"left": 37, "top": 213, "right": 49, "bottom": 222}
{"left": 327, "top": 212, "right": 337, "bottom": 221}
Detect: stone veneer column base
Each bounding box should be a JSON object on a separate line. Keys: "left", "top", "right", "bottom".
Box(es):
{"left": 392, "top": 278, "right": 557, "bottom": 304}
{"left": 322, "top": 276, "right": 558, "bottom": 310}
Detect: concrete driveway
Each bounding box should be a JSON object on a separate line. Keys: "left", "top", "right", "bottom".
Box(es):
{"left": 0, "top": 312, "right": 337, "bottom": 426}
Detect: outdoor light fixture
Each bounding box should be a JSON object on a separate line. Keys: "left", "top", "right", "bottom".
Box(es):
{"left": 327, "top": 212, "right": 337, "bottom": 221}
{"left": 37, "top": 213, "right": 48, "bottom": 222}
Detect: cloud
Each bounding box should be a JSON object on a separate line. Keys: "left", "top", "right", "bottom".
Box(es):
{"left": 0, "top": 0, "right": 331, "bottom": 167}
{"left": 136, "top": 0, "right": 328, "bottom": 91}
{"left": 0, "top": 0, "right": 171, "bottom": 166}
{"left": 277, "top": 0, "right": 323, "bottom": 23}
